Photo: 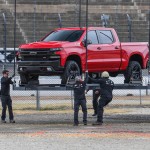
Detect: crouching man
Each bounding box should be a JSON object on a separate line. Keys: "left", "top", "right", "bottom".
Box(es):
{"left": 89, "top": 71, "right": 114, "bottom": 125}
{"left": 73, "top": 72, "right": 88, "bottom": 126}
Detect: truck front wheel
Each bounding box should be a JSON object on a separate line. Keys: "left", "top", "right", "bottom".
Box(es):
{"left": 124, "top": 61, "right": 142, "bottom": 83}
{"left": 19, "top": 74, "right": 29, "bottom": 85}
{"left": 61, "top": 60, "right": 81, "bottom": 84}
{"left": 20, "top": 74, "right": 39, "bottom": 85}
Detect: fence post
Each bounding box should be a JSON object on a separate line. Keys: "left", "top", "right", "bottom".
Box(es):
{"left": 36, "top": 89, "right": 40, "bottom": 110}
{"left": 127, "top": 14, "right": 132, "bottom": 42}
{"left": 33, "top": 0, "right": 36, "bottom": 41}
{"left": 58, "top": 13, "right": 62, "bottom": 28}
{"left": 79, "top": 0, "right": 81, "bottom": 27}
{"left": 71, "top": 90, "right": 74, "bottom": 109}
{"left": 139, "top": 88, "right": 142, "bottom": 105}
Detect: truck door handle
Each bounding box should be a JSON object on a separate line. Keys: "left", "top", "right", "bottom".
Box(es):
{"left": 115, "top": 46, "right": 119, "bottom": 49}
{"left": 97, "top": 47, "right": 101, "bottom": 50}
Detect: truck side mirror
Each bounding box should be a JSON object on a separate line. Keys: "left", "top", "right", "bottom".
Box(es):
{"left": 82, "top": 39, "right": 92, "bottom": 47}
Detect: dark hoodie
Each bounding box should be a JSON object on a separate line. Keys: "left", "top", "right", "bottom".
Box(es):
{"left": 89, "top": 77, "right": 114, "bottom": 99}
{"left": 73, "top": 74, "right": 88, "bottom": 100}
{"left": 1, "top": 77, "right": 13, "bottom": 96}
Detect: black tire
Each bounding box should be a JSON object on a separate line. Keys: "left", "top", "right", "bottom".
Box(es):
{"left": 29, "top": 75, "right": 39, "bottom": 81}
{"left": 124, "top": 61, "right": 142, "bottom": 83}
{"left": 89, "top": 73, "right": 99, "bottom": 79}
{"left": 109, "top": 72, "right": 118, "bottom": 77}
{"left": 61, "top": 60, "right": 81, "bottom": 84}
{"left": 20, "top": 74, "right": 29, "bottom": 85}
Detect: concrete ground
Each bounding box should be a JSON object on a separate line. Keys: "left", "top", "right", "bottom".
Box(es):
{"left": 0, "top": 106, "right": 150, "bottom": 150}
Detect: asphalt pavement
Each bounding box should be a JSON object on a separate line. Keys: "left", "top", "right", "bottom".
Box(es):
{"left": 0, "top": 108, "right": 150, "bottom": 150}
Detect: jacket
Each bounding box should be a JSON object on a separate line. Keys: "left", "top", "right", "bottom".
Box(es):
{"left": 1, "top": 77, "right": 13, "bottom": 96}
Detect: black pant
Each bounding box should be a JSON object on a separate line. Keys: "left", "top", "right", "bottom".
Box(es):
{"left": 74, "top": 99, "right": 87, "bottom": 124}
{"left": 1, "top": 95, "right": 14, "bottom": 120}
{"left": 97, "top": 97, "right": 112, "bottom": 123}
{"left": 93, "top": 90, "right": 100, "bottom": 114}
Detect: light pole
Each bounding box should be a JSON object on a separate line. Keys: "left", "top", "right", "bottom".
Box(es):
{"left": 148, "top": 9, "right": 150, "bottom": 51}
{"left": 115, "top": 0, "right": 119, "bottom": 31}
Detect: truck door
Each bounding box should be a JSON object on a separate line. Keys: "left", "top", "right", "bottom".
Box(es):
{"left": 86, "top": 30, "right": 106, "bottom": 71}
{"left": 96, "top": 30, "right": 121, "bottom": 71}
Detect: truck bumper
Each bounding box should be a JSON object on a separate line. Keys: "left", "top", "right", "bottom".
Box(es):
{"left": 17, "top": 60, "right": 64, "bottom": 75}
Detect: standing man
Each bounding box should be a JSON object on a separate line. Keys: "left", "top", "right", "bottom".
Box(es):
{"left": 1, "top": 70, "right": 15, "bottom": 123}
{"left": 89, "top": 71, "right": 114, "bottom": 125}
{"left": 73, "top": 72, "right": 88, "bottom": 126}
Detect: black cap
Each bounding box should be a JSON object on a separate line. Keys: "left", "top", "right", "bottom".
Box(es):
{"left": 2, "top": 70, "right": 9, "bottom": 74}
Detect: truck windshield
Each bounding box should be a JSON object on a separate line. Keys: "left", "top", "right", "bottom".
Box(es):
{"left": 43, "top": 30, "right": 84, "bottom": 42}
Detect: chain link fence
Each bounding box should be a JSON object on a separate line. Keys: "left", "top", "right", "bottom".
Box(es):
{"left": 0, "top": 63, "right": 150, "bottom": 114}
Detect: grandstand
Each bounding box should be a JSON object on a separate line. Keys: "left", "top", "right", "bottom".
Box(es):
{"left": 0, "top": 0, "right": 149, "bottom": 48}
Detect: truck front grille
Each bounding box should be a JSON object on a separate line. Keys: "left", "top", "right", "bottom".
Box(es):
{"left": 20, "top": 49, "right": 58, "bottom": 61}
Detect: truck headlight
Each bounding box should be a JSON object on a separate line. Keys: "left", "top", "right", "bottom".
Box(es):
{"left": 49, "top": 48, "right": 63, "bottom": 52}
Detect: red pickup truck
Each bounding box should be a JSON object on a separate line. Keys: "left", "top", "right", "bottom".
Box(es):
{"left": 17, "top": 27, "right": 149, "bottom": 85}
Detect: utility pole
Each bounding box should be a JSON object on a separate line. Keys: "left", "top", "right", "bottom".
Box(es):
{"left": 2, "top": 13, "right": 7, "bottom": 66}
{"left": 13, "top": 0, "right": 16, "bottom": 76}
{"left": 85, "top": 0, "right": 88, "bottom": 71}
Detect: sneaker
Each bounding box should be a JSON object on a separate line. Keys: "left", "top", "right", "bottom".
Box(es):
{"left": 10, "top": 120, "right": 15, "bottom": 123}
{"left": 92, "top": 113, "right": 97, "bottom": 116}
{"left": 1, "top": 120, "right": 6, "bottom": 123}
{"left": 92, "top": 121, "right": 103, "bottom": 126}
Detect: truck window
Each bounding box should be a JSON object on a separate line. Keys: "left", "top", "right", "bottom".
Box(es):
{"left": 84, "top": 31, "right": 98, "bottom": 44}
{"left": 98, "top": 30, "right": 114, "bottom": 44}
{"left": 43, "top": 30, "right": 84, "bottom": 42}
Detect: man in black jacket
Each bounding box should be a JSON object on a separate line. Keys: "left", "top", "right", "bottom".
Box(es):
{"left": 89, "top": 71, "right": 114, "bottom": 125}
{"left": 1, "top": 70, "right": 15, "bottom": 123}
{"left": 73, "top": 72, "right": 88, "bottom": 126}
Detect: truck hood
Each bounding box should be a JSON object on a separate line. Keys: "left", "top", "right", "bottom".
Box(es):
{"left": 19, "top": 41, "right": 69, "bottom": 49}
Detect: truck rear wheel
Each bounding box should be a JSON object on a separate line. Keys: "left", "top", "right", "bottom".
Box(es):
{"left": 61, "top": 60, "right": 81, "bottom": 84}
{"left": 89, "top": 73, "right": 99, "bottom": 79}
{"left": 124, "top": 61, "right": 142, "bottom": 83}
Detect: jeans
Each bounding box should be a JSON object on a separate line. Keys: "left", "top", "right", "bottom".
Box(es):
{"left": 74, "top": 99, "right": 87, "bottom": 124}
{"left": 1, "top": 95, "right": 14, "bottom": 120}
{"left": 93, "top": 90, "right": 100, "bottom": 114}
{"left": 97, "top": 97, "right": 112, "bottom": 123}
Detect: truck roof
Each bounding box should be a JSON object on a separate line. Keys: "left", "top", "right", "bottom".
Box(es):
{"left": 55, "top": 27, "right": 114, "bottom": 30}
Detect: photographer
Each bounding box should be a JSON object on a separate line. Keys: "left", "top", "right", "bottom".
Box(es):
{"left": 1, "top": 70, "right": 15, "bottom": 123}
